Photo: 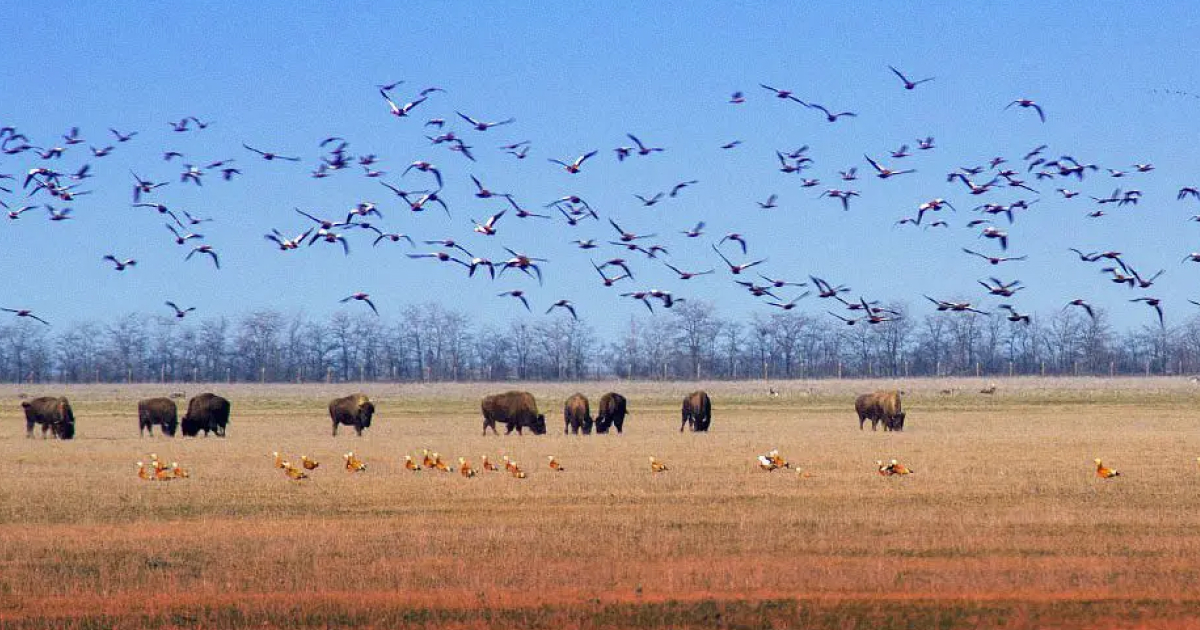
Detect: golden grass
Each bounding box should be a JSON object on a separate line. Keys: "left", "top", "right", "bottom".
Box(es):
{"left": 1, "top": 378, "right": 1200, "bottom": 629}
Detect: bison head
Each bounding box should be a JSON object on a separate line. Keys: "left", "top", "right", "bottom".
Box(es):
{"left": 57, "top": 420, "right": 76, "bottom": 440}
{"left": 359, "top": 401, "right": 375, "bottom": 427}
{"left": 531, "top": 414, "right": 547, "bottom": 435}
{"left": 163, "top": 417, "right": 178, "bottom": 437}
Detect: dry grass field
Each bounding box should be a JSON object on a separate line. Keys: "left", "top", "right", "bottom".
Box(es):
{"left": 2, "top": 377, "right": 1200, "bottom": 629}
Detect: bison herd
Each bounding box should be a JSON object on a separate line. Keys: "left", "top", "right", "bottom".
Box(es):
{"left": 21, "top": 387, "right": 910, "bottom": 439}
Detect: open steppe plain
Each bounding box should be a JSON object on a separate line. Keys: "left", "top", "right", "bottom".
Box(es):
{"left": 2, "top": 377, "right": 1200, "bottom": 629}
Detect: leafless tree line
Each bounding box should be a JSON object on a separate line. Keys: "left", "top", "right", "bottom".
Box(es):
{"left": 0, "top": 301, "right": 1191, "bottom": 383}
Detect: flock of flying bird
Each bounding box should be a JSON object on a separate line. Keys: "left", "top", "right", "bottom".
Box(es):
{"left": 1, "top": 66, "right": 1197, "bottom": 329}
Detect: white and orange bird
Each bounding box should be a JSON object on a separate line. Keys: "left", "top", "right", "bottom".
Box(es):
{"left": 649, "top": 456, "right": 668, "bottom": 473}
{"left": 1095, "top": 458, "right": 1120, "bottom": 479}
{"left": 434, "top": 453, "right": 451, "bottom": 472}
{"left": 301, "top": 455, "right": 319, "bottom": 470}
{"left": 154, "top": 463, "right": 175, "bottom": 481}
{"left": 459, "top": 457, "right": 477, "bottom": 478}
{"left": 273, "top": 451, "right": 285, "bottom": 469}
{"left": 171, "top": 461, "right": 189, "bottom": 479}
{"left": 876, "top": 460, "right": 893, "bottom": 476}
{"left": 404, "top": 455, "right": 420, "bottom": 472}
{"left": 547, "top": 455, "right": 565, "bottom": 472}
{"left": 769, "top": 449, "right": 789, "bottom": 469}
{"left": 150, "top": 453, "right": 165, "bottom": 474}
{"left": 482, "top": 455, "right": 499, "bottom": 472}
{"left": 284, "top": 462, "right": 309, "bottom": 481}
{"left": 422, "top": 449, "right": 435, "bottom": 469}
{"left": 344, "top": 451, "right": 367, "bottom": 472}
{"left": 137, "top": 461, "right": 151, "bottom": 481}
{"left": 502, "top": 455, "right": 516, "bottom": 473}
{"left": 510, "top": 461, "right": 527, "bottom": 479}
{"left": 889, "top": 459, "right": 914, "bottom": 475}
{"left": 757, "top": 455, "right": 777, "bottom": 471}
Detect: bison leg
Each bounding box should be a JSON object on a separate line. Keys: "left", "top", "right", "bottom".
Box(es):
{"left": 680, "top": 414, "right": 689, "bottom": 432}
{"left": 26, "top": 420, "right": 34, "bottom": 439}
{"left": 332, "top": 422, "right": 339, "bottom": 437}
{"left": 614, "top": 417, "right": 623, "bottom": 434}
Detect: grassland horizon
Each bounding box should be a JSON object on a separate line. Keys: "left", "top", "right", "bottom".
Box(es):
{"left": 2, "top": 377, "right": 1198, "bottom": 629}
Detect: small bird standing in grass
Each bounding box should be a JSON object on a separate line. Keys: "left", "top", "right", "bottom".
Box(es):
{"left": 137, "top": 461, "right": 151, "bottom": 481}
{"left": 301, "top": 455, "right": 319, "bottom": 470}
{"left": 283, "top": 461, "right": 309, "bottom": 481}
{"left": 1095, "top": 458, "right": 1120, "bottom": 478}
{"left": 548, "top": 455, "right": 565, "bottom": 472}
{"left": 649, "top": 456, "right": 668, "bottom": 473}
{"left": 889, "top": 459, "right": 914, "bottom": 475}
{"left": 434, "top": 453, "right": 451, "bottom": 472}
{"left": 273, "top": 451, "right": 285, "bottom": 469}
{"left": 509, "top": 461, "right": 527, "bottom": 478}
{"left": 171, "top": 462, "right": 189, "bottom": 479}
{"left": 459, "top": 457, "right": 477, "bottom": 478}
{"left": 422, "top": 449, "right": 435, "bottom": 469}
{"left": 404, "top": 455, "right": 420, "bottom": 472}
{"left": 344, "top": 451, "right": 367, "bottom": 472}
{"left": 482, "top": 455, "right": 499, "bottom": 472}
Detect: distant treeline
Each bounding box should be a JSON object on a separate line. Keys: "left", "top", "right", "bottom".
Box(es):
{"left": 0, "top": 301, "right": 1191, "bottom": 383}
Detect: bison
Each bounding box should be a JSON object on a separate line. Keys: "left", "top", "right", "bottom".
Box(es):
{"left": 563, "top": 393, "right": 592, "bottom": 435}
{"left": 594, "top": 392, "right": 628, "bottom": 434}
{"left": 329, "top": 393, "right": 375, "bottom": 436}
{"left": 23, "top": 396, "right": 75, "bottom": 439}
{"left": 855, "top": 390, "right": 904, "bottom": 431}
{"left": 138, "top": 397, "right": 178, "bottom": 437}
{"left": 680, "top": 390, "right": 711, "bottom": 432}
{"left": 481, "top": 391, "right": 547, "bottom": 436}
{"left": 181, "top": 393, "right": 230, "bottom": 437}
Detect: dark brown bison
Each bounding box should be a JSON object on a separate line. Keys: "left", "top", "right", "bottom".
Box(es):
{"left": 563, "top": 393, "right": 592, "bottom": 435}
{"left": 855, "top": 390, "right": 904, "bottom": 431}
{"left": 680, "top": 391, "right": 711, "bottom": 432}
{"left": 138, "top": 397, "right": 178, "bottom": 437}
{"left": 594, "top": 392, "right": 628, "bottom": 434}
{"left": 481, "top": 391, "right": 547, "bottom": 436}
{"left": 181, "top": 393, "right": 230, "bottom": 437}
{"left": 329, "top": 393, "right": 375, "bottom": 436}
{"left": 23, "top": 396, "right": 75, "bottom": 439}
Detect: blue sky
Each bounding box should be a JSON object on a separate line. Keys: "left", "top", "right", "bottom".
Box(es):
{"left": 2, "top": 1, "right": 1200, "bottom": 336}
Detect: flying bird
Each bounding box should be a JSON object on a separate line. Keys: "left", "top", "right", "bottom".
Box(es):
{"left": 340, "top": 292, "right": 379, "bottom": 315}
{"left": 102, "top": 255, "right": 137, "bottom": 271}
{"left": 164, "top": 301, "right": 195, "bottom": 318}
{"left": 1, "top": 308, "right": 49, "bottom": 325}
{"left": 548, "top": 150, "right": 597, "bottom": 174}
{"left": 242, "top": 144, "right": 301, "bottom": 161}
{"left": 888, "top": 65, "right": 934, "bottom": 90}
{"left": 457, "top": 111, "right": 515, "bottom": 131}
{"left": 1005, "top": 98, "right": 1046, "bottom": 122}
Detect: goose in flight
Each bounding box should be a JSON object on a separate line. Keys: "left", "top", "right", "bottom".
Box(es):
{"left": 340, "top": 292, "right": 379, "bottom": 316}
{"left": 164, "top": 301, "right": 195, "bottom": 318}
{"left": 457, "top": 111, "right": 515, "bottom": 131}
{"left": 1, "top": 308, "right": 50, "bottom": 325}
{"left": 1005, "top": 98, "right": 1046, "bottom": 122}
{"left": 888, "top": 65, "right": 934, "bottom": 90}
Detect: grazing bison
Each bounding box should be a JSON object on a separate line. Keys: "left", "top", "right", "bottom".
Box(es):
{"left": 680, "top": 390, "right": 711, "bottom": 432}
{"left": 855, "top": 390, "right": 905, "bottom": 431}
{"left": 329, "top": 393, "right": 375, "bottom": 436}
{"left": 181, "top": 393, "right": 230, "bottom": 437}
{"left": 563, "top": 393, "right": 592, "bottom": 435}
{"left": 138, "top": 397, "right": 178, "bottom": 437}
{"left": 594, "top": 392, "right": 628, "bottom": 434}
{"left": 481, "top": 391, "right": 547, "bottom": 436}
{"left": 23, "top": 396, "right": 75, "bottom": 439}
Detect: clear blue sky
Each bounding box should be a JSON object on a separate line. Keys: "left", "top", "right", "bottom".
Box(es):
{"left": 2, "top": 1, "right": 1199, "bottom": 336}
